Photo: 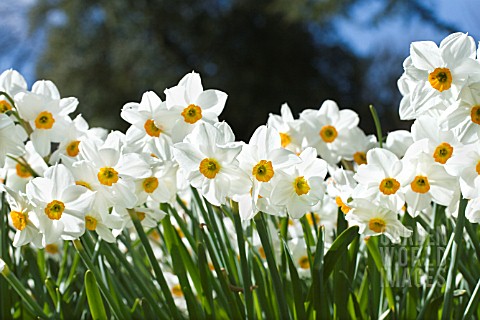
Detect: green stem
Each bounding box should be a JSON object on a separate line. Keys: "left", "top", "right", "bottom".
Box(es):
{"left": 441, "top": 198, "right": 467, "bottom": 319}
{"left": 369, "top": 105, "right": 383, "bottom": 148}
{"left": 73, "top": 239, "right": 127, "bottom": 320}
{"left": 232, "top": 202, "right": 254, "bottom": 320}
{"left": 128, "top": 209, "right": 181, "bottom": 319}
{"left": 254, "top": 213, "right": 290, "bottom": 320}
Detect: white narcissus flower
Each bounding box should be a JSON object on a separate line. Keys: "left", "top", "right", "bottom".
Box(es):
{"left": 0, "top": 69, "right": 27, "bottom": 114}
{"left": 270, "top": 148, "right": 327, "bottom": 219}
{"left": 300, "top": 100, "right": 359, "bottom": 165}
{"left": 26, "top": 164, "right": 95, "bottom": 245}
{"left": 173, "top": 122, "right": 249, "bottom": 206}
{"left": 267, "top": 103, "right": 304, "bottom": 153}
{"left": 342, "top": 127, "right": 377, "bottom": 167}
{"left": 399, "top": 32, "right": 480, "bottom": 120}
{"left": 411, "top": 115, "right": 460, "bottom": 166}
{"left": 4, "top": 142, "right": 48, "bottom": 193}
{"left": 326, "top": 166, "right": 357, "bottom": 215}
{"left": 3, "top": 186, "right": 42, "bottom": 247}
{"left": 14, "top": 80, "right": 78, "bottom": 156}
{"left": 78, "top": 136, "right": 152, "bottom": 210}
{"left": 440, "top": 82, "right": 480, "bottom": 144}
{"left": 237, "top": 125, "right": 300, "bottom": 209}
{"left": 385, "top": 130, "right": 413, "bottom": 158}
{"left": 122, "top": 91, "right": 176, "bottom": 149}
{"left": 0, "top": 113, "right": 27, "bottom": 167}
{"left": 445, "top": 143, "right": 480, "bottom": 199}
{"left": 353, "top": 148, "right": 411, "bottom": 211}
{"left": 402, "top": 149, "right": 458, "bottom": 215}
{"left": 114, "top": 201, "right": 167, "bottom": 231}
{"left": 164, "top": 72, "right": 227, "bottom": 143}
{"left": 49, "top": 114, "right": 102, "bottom": 164}
{"left": 466, "top": 197, "right": 480, "bottom": 223}
{"left": 288, "top": 237, "right": 312, "bottom": 278}
{"left": 346, "top": 199, "right": 412, "bottom": 243}
{"left": 84, "top": 209, "right": 123, "bottom": 243}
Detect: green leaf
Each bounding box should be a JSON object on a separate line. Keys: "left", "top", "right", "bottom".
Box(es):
{"left": 282, "top": 240, "right": 306, "bottom": 320}
{"left": 323, "top": 226, "right": 360, "bottom": 281}
{"left": 254, "top": 213, "right": 291, "bottom": 320}
{"left": 366, "top": 237, "right": 395, "bottom": 315}
{"left": 85, "top": 270, "right": 108, "bottom": 320}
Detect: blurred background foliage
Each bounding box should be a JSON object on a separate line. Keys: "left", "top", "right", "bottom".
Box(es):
{"left": 15, "top": 0, "right": 468, "bottom": 140}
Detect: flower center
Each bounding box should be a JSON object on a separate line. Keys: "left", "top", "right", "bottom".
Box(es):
{"left": 293, "top": 176, "right": 310, "bottom": 195}
{"left": 353, "top": 151, "right": 367, "bottom": 165}
{"left": 144, "top": 119, "right": 162, "bottom": 137}
{"left": 433, "top": 142, "right": 453, "bottom": 164}
{"left": 16, "top": 163, "right": 32, "bottom": 178}
{"left": 368, "top": 218, "right": 387, "bottom": 233}
{"left": 45, "top": 200, "right": 65, "bottom": 220}
{"left": 66, "top": 140, "right": 81, "bottom": 157}
{"left": 76, "top": 180, "right": 93, "bottom": 190}
{"left": 199, "top": 158, "right": 221, "bottom": 179}
{"left": 10, "top": 211, "right": 27, "bottom": 231}
{"left": 252, "top": 160, "right": 274, "bottom": 182}
{"left": 379, "top": 178, "right": 401, "bottom": 195}
{"left": 97, "top": 167, "right": 119, "bottom": 186}
{"left": 136, "top": 211, "right": 146, "bottom": 221}
{"left": 476, "top": 161, "right": 480, "bottom": 175}
{"left": 470, "top": 105, "right": 480, "bottom": 125}
{"left": 298, "top": 256, "right": 310, "bottom": 269}
{"left": 34, "top": 111, "right": 55, "bottom": 129}
{"left": 279, "top": 132, "right": 291, "bottom": 148}
{"left": 143, "top": 177, "right": 159, "bottom": 193}
{"left": 0, "top": 100, "right": 12, "bottom": 113}
{"left": 45, "top": 244, "right": 59, "bottom": 254}
{"left": 171, "top": 284, "right": 183, "bottom": 297}
{"left": 85, "top": 216, "right": 97, "bottom": 231}
{"left": 410, "top": 175, "right": 430, "bottom": 194}
{"left": 335, "top": 196, "right": 350, "bottom": 214}
{"left": 428, "top": 67, "right": 452, "bottom": 92}
{"left": 181, "top": 104, "right": 202, "bottom": 124}
{"left": 319, "top": 125, "right": 338, "bottom": 143}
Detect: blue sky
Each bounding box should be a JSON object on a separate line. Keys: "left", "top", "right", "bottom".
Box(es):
{"left": 1, "top": 0, "right": 478, "bottom": 85}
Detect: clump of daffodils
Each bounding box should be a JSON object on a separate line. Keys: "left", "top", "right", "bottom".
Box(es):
{"left": 1, "top": 32, "right": 480, "bottom": 318}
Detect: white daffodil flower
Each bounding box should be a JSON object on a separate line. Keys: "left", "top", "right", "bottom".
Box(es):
{"left": 15, "top": 80, "right": 78, "bottom": 156}
{"left": 326, "top": 165, "right": 357, "bottom": 215}
{"left": 440, "top": 81, "right": 480, "bottom": 144}
{"left": 270, "top": 148, "right": 327, "bottom": 219}
{"left": 78, "top": 137, "right": 152, "bottom": 210}
{"left": 165, "top": 72, "right": 227, "bottom": 143}
{"left": 399, "top": 32, "right": 480, "bottom": 120}
{"left": 173, "top": 122, "right": 249, "bottom": 206}
{"left": 402, "top": 149, "right": 458, "bottom": 215}
{"left": 445, "top": 142, "right": 480, "bottom": 199}
{"left": 0, "top": 113, "right": 27, "bottom": 167}
{"left": 267, "top": 103, "right": 304, "bottom": 153}
{"left": 346, "top": 199, "right": 412, "bottom": 243}
{"left": 50, "top": 115, "right": 103, "bottom": 164}
{"left": 26, "top": 164, "right": 95, "bottom": 245}
{"left": 300, "top": 100, "right": 359, "bottom": 165}
{"left": 237, "top": 125, "right": 300, "bottom": 213}
{"left": 3, "top": 186, "right": 42, "bottom": 247}
{"left": 122, "top": 91, "right": 176, "bottom": 149}
{"left": 411, "top": 115, "right": 460, "bottom": 166}
{"left": 0, "top": 69, "right": 27, "bottom": 116}
{"left": 385, "top": 130, "right": 414, "bottom": 159}
{"left": 354, "top": 148, "right": 412, "bottom": 211}
{"left": 342, "top": 127, "right": 377, "bottom": 168}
